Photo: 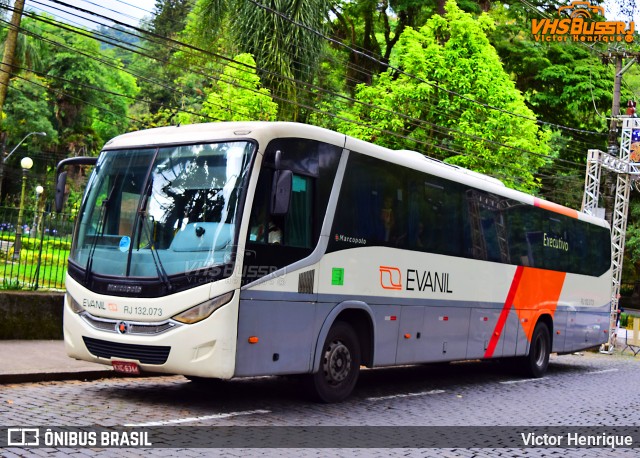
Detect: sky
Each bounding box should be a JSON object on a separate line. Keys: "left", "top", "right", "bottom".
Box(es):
{"left": 23, "top": 0, "right": 158, "bottom": 29}
{"left": 604, "top": 0, "right": 639, "bottom": 25}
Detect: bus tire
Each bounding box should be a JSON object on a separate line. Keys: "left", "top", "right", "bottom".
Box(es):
{"left": 519, "top": 322, "right": 551, "bottom": 378}
{"left": 308, "top": 321, "right": 361, "bottom": 403}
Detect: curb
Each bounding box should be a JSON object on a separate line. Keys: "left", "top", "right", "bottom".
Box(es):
{"left": 0, "top": 369, "right": 170, "bottom": 385}
{"left": 0, "top": 369, "right": 119, "bottom": 384}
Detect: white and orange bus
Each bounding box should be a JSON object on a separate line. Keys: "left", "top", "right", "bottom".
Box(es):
{"left": 58, "top": 122, "right": 612, "bottom": 402}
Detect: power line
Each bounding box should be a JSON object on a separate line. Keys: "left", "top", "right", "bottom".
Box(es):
{"left": 17, "top": 4, "right": 298, "bottom": 121}
{"left": 0, "top": 65, "right": 144, "bottom": 125}
{"left": 18, "top": 2, "right": 591, "bottom": 171}
{"left": 248, "top": 0, "right": 607, "bottom": 137}
{"left": 15, "top": 22, "right": 294, "bottom": 127}
{"left": 2, "top": 61, "right": 224, "bottom": 124}
{"left": 0, "top": 3, "right": 588, "bottom": 186}
{"left": 82, "top": 0, "right": 605, "bottom": 166}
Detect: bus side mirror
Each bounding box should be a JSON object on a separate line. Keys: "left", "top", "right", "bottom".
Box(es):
{"left": 53, "top": 156, "right": 98, "bottom": 213}
{"left": 271, "top": 169, "right": 292, "bottom": 216}
{"left": 54, "top": 171, "right": 67, "bottom": 213}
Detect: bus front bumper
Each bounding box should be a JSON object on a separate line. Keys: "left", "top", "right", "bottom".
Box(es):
{"left": 63, "top": 299, "right": 239, "bottom": 379}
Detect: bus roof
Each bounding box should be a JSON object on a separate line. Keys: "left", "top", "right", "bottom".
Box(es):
{"left": 101, "top": 122, "right": 607, "bottom": 229}
{"left": 102, "top": 121, "right": 347, "bottom": 151}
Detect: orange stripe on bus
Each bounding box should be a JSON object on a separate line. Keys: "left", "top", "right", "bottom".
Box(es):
{"left": 484, "top": 267, "right": 566, "bottom": 358}
{"left": 534, "top": 197, "right": 579, "bottom": 219}
{"left": 484, "top": 266, "right": 524, "bottom": 358}
{"left": 512, "top": 268, "right": 566, "bottom": 341}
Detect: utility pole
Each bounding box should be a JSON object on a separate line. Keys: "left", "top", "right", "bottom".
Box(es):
{"left": 604, "top": 51, "right": 640, "bottom": 154}
{"left": 0, "top": 1, "right": 28, "bottom": 205}
{"left": 582, "top": 118, "right": 640, "bottom": 352}
{"left": 607, "top": 55, "right": 623, "bottom": 154}
{"left": 583, "top": 50, "right": 640, "bottom": 352}
{"left": 601, "top": 52, "right": 640, "bottom": 226}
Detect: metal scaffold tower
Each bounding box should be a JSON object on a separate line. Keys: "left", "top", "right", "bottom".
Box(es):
{"left": 582, "top": 118, "right": 640, "bottom": 352}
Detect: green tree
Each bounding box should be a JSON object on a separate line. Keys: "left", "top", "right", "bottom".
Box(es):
{"left": 329, "top": 0, "right": 419, "bottom": 89}
{"left": 91, "top": 67, "right": 139, "bottom": 144}
{"left": 0, "top": 73, "right": 55, "bottom": 203}
{"left": 326, "top": 0, "right": 499, "bottom": 95}
{"left": 45, "top": 27, "right": 128, "bottom": 154}
{"left": 622, "top": 200, "right": 640, "bottom": 300}
{"left": 190, "top": 0, "right": 329, "bottom": 121}
{"left": 485, "top": 2, "right": 625, "bottom": 207}
{"left": 0, "top": 14, "right": 139, "bottom": 180}
{"left": 151, "top": 0, "right": 195, "bottom": 38}
{"left": 2, "top": 73, "right": 56, "bottom": 142}
{"left": 334, "top": 0, "right": 550, "bottom": 193}
{"left": 488, "top": 4, "right": 613, "bottom": 144}
{"left": 95, "top": 24, "right": 141, "bottom": 66}
{"left": 201, "top": 53, "right": 278, "bottom": 121}
{"left": 0, "top": 0, "right": 26, "bottom": 126}
{"left": 130, "top": 0, "right": 194, "bottom": 118}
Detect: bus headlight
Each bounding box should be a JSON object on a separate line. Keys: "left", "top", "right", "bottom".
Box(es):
{"left": 172, "top": 292, "right": 234, "bottom": 324}
{"left": 66, "top": 292, "right": 84, "bottom": 314}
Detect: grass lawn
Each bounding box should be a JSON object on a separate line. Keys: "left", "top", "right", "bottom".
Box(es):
{"left": 0, "top": 235, "right": 71, "bottom": 290}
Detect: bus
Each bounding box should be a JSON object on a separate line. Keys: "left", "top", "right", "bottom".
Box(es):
{"left": 58, "top": 122, "right": 612, "bottom": 402}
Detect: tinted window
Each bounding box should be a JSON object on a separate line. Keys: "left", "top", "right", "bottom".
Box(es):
{"left": 329, "top": 153, "right": 469, "bottom": 257}
{"left": 243, "top": 138, "right": 342, "bottom": 284}
{"left": 328, "top": 152, "right": 610, "bottom": 277}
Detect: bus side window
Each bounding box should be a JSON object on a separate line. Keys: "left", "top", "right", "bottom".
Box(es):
{"left": 248, "top": 171, "right": 313, "bottom": 248}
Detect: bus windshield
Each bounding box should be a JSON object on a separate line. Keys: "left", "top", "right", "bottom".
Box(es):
{"left": 70, "top": 141, "right": 254, "bottom": 279}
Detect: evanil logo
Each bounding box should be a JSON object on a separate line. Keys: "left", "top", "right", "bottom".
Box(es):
{"left": 379, "top": 266, "right": 454, "bottom": 294}
{"left": 379, "top": 266, "right": 402, "bottom": 290}
{"left": 531, "top": 1, "right": 634, "bottom": 43}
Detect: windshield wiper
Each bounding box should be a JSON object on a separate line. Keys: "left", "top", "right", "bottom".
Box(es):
{"left": 84, "top": 200, "right": 106, "bottom": 284}
{"left": 84, "top": 173, "right": 120, "bottom": 283}
{"left": 139, "top": 213, "right": 172, "bottom": 293}
{"left": 132, "top": 176, "right": 172, "bottom": 292}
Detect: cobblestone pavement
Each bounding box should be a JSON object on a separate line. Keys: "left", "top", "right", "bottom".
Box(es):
{"left": 1, "top": 351, "right": 639, "bottom": 457}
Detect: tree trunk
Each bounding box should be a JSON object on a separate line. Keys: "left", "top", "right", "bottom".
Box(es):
{"left": 0, "top": 0, "right": 27, "bottom": 117}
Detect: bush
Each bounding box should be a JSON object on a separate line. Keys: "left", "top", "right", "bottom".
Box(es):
{"left": 45, "top": 239, "right": 72, "bottom": 250}
{"left": 1, "top": 278, "right": 22, "bottom": 290}
{"left": 620, "top": 284, "right": 634, "bottom": 297}
{"left": 620, "top": 313, "right": 629, "bottom": 328}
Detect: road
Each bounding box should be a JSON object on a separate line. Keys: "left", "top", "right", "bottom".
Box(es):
{"left": 1, "top": 351, "right": 639, "bottom": 457}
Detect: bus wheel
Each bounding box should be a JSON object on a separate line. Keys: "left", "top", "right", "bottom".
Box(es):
{"left": 309, "top": 321, "right": 361, "bottom": 403}
{"left": 519, "top": 322, "right": 551, "bottom": 378}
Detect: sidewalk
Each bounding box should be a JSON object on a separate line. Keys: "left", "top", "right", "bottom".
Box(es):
{"left": 0, "top": 340, "right": 113, "bottom": 384}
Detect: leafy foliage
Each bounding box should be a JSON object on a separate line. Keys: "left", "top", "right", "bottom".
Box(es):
{"left": 201, "top": 53, "right": 278, "bottom": 121}
{"left": 44, "top": 25, "right": 139, "bottom": 155}
{"left": 622, "top": 201, "right": 640, "bottom": 296}
{"left": 488, "top": 4, "right": 614, "bottom": 153}
{"left": 191, "top": 0, "right": 329, "bottom": 121}
{"left": 2, "top": 73, "right": 56, "bottom": 143}
{"left": 0, "top": 14, "right": 139, "bottom": 201}
{"left": 333, "top": 0, "right": 550, "bottom": 192}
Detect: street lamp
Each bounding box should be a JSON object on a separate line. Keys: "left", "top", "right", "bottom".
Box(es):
{"left": 0, "top": 131, "right": 46, "bottom": 204}
{"left": 13, "top": 156, "right": 33, "bottom": 259}
{"left": 32, "top": 185, "right": 44, "bottom": 236}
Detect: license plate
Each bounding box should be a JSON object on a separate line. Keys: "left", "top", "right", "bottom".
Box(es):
{"left": 112, "top": 360, "right": 140, "bottom": 375}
